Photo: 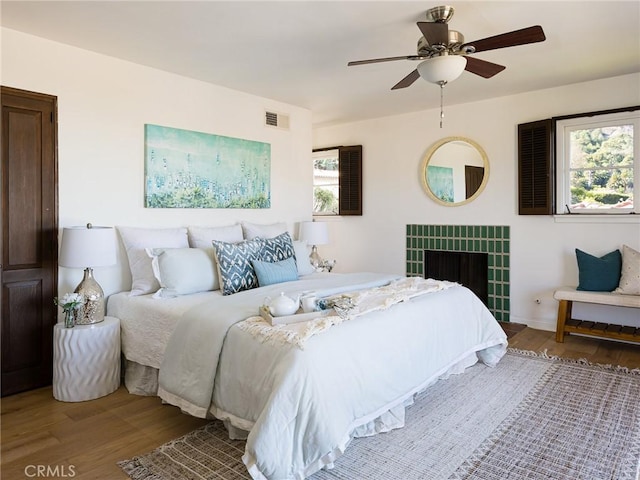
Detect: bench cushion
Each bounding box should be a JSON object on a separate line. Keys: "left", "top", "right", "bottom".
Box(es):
{"left": 554, "top": 287, "right": 640, "bottom": 309}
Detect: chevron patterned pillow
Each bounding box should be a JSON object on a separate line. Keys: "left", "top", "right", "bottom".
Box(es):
{"left": 212, "top": 238, "right": 265, "bottom": 295}
{"left": 261, "top": 232, "right": 295, "bottom": 263}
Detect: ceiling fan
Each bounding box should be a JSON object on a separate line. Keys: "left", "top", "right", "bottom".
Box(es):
{"left": 347, "top": 5, "right": 546, "bottom": 125}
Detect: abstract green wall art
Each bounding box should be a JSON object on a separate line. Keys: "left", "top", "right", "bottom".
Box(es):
{"left": 144, "top": 124, "right": 271, "bottom": 208}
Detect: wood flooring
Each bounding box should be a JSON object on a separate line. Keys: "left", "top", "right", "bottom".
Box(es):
{"left": 506, "top": 324, "right": 640, "bottom": 368}
{"left": 2, "top": 326, "right": 639, "bottom": 479}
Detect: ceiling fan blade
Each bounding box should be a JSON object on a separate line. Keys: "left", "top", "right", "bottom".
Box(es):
{"left": 391, "top": 69, "right": 420, "bottom": 90}
{"left": 464, "top": 56, "right": 506, "bottom": 78}
{"left": 348, "top": 55, "right": 414, "bottom": 66}
{"left": 462, "top": 25, "right": 546, "bottom": 53}
{"left": 417, "top": 22, "right": 449, "bottom": 46}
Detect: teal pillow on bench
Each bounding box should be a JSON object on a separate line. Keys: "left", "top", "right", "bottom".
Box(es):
{"left": 575, "top": 248, "right": 622, "bottom": 292}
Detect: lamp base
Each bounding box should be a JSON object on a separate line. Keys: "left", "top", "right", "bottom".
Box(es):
{"left": 74, "top": 268, "right": 105, "bottom": 324}
{"left": 309, "top": 245, "right": 324, "bottom": 269}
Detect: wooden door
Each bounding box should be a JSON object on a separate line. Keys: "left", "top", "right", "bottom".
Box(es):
{"left": 1, "top": 86, "right": 58, "bottom": 396}
{"left": 464, "top": 165, "right": 485, "bottom": 199}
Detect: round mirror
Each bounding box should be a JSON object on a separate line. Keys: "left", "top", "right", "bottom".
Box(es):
{"left": 420, "top": 136, "right": 489, "bottom": 206}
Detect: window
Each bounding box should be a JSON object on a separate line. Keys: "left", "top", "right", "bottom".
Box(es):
{"left": 313, "top": 149, "right": 339, "bottom": 215}
{"left": 312, "top": 146, "right": 362, "bottom": 216}
{"left": 556, "top": 109, "right": 639, "bottom": 214}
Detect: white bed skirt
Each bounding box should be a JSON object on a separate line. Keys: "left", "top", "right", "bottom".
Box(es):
{"left": 124, "top": 360, "right": 160, "bottom": 396}
{"left": 125, "top": 348, "right": 484, "bottom": 442}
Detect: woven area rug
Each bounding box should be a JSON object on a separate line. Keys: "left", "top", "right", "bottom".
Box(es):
{"left": 119, "top": 349, "right": 640, "bottom": 480}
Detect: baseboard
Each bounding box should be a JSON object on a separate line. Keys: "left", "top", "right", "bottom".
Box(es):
{"left": 509, "top": 315, "right": 555, "bottom": 332}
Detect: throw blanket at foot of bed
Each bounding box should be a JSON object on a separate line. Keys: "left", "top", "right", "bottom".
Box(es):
{"left": 157, "top": 272, "right": 508, "bottom": 480}
{"left": 238, "top": 277, "right": 458, "bottom": 349}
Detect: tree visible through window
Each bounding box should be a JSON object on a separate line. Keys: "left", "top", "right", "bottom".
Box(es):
{"left": 569, "top": 125, "right": 633, "bottom": 208}
{"left": 313, "top": 149, "right": 339, "bottom": 215}
{"left": 312, "top": 146, "right": 363, "bottom": 216}
{"left": 556, "top": 109, "right": 639, "bottom": 214}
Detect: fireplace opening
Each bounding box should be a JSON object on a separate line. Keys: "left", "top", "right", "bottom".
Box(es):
{"left": 424, "top": 250, "right": 488, "bottom": 306}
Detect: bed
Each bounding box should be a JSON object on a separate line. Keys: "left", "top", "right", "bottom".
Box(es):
{"left": 107, "top": 224, "right": 508, "bottom": 480}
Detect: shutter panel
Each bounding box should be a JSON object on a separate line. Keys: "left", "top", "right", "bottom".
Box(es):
{"left": 338, "top": 145, "right": 362, "bottom": 215}
{"left": 518, "top": 120, "right": 554, "bottom": 215}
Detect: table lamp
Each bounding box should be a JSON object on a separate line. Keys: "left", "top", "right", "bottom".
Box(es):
{"left": 59, "top": 223, "right": 116, "bottom": 324}
{"left": 299, "top": 221, "right": 329, "bottom": 268}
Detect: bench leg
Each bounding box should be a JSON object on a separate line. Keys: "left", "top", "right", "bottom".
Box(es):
{"left": 555, "top": 300, "right": 572, "bottom": 343}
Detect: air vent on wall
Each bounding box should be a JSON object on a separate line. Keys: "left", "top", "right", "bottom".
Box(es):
{"left": 265, "top": 110, "right": 290, "bottom": 130}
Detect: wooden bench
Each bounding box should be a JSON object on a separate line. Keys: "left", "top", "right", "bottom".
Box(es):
{"left": 554, "top": 287, "right": 640, "bottom": 344}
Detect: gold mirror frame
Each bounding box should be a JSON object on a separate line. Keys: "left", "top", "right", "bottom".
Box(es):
{"left": 420, "top": 136, "right": 489, "bottom": 207}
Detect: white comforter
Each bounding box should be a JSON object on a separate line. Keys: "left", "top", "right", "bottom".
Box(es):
{"left": 157, "top": 272, "right": 507, "bottom": 480}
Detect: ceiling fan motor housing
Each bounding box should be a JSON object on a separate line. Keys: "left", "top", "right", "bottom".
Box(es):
{"left": 418, "top": 30, "right": 465, "bottom": 55}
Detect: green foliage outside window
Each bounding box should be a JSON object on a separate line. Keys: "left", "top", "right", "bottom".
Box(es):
{"left": 314, "top": 187, "right": 338, "bottom": 214}
{"left": 313, "top": 152, "right": 339, "bottom": 215}
{"left": 569, "top": 125, "right": 634, "bottom": 208}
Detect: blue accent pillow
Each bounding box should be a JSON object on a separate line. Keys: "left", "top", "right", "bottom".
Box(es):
{"left": 212, "top": 238, "right": 265, "bottom": 295}
{"left": 260, "top": 232, "right": 295, "bottom": 263}
{"left": 575, "top": 248, "right": 622, "bottom": 292}
{"left": 252, "top": 257, "right": 299, "bottom": 286}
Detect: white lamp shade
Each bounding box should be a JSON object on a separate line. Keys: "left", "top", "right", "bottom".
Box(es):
{"left": 59, "top": 226, "right": 117, "bottom": 268}
{"left": 299, "top": 221, "right": 329, "bottom": 246}
{"left": 417, "top": 55, "right": 467, "bottom": 84}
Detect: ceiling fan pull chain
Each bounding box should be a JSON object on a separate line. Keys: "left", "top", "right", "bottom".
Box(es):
{"left": 439, "top": 81, "right": 446, "bottom": 128}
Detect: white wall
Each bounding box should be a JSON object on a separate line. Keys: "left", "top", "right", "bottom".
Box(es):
{"left": 2, "top": 28, "right": 313, "bottom": 296}
{"left": 314, "top": 73, "right": 640, "bottom": 331}
{"left": 4, "top": 27, "right": 638, "bottom": 331}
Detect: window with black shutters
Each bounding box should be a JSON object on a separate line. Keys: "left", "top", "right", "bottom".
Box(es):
{"left": 518, "top": 106, "right": 639, "bottom": 216}
{"left": 313, "top": 145, "right": 362, "bottom": 216}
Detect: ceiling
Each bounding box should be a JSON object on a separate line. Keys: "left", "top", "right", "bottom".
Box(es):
{"left": 2, "top": 1, "right": 639, "bottom": 127}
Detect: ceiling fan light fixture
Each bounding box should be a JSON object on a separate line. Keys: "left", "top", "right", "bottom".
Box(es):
{"left": 417, "top": 55, "right": 467, "bottom": 84}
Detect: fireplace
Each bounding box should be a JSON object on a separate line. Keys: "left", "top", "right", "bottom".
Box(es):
{"left": 406, "top": 224, "right": 510, "bottom": 321}
{"left": 424, "top": 250, "right": 488, "bottom": 306}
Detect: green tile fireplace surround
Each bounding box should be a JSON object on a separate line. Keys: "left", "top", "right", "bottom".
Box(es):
{"left": 406, "top": 224, "right": 510, "bottom": 321}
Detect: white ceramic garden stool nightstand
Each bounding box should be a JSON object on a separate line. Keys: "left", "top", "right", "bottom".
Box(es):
{"left": 53, "top": 316, "right": 120, "bottom": 402}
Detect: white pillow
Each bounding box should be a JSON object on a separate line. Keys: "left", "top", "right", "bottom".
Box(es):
{"left": 117, "top": 226, "right": 188, "bottom": 296}
{"left": 293, "top": 240, "right": 315, "bottom": 276}
{"left": 187, "top": 224, "right": 243, "bottom": 249}
{"left": 242, "top": 221, "right": 288, "bottom": 240}
{"left": 615, "top": 244, "right": 640, "bottom": 295}
{"left": 148, "top": 247, "right": 217, "bottom": 298}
